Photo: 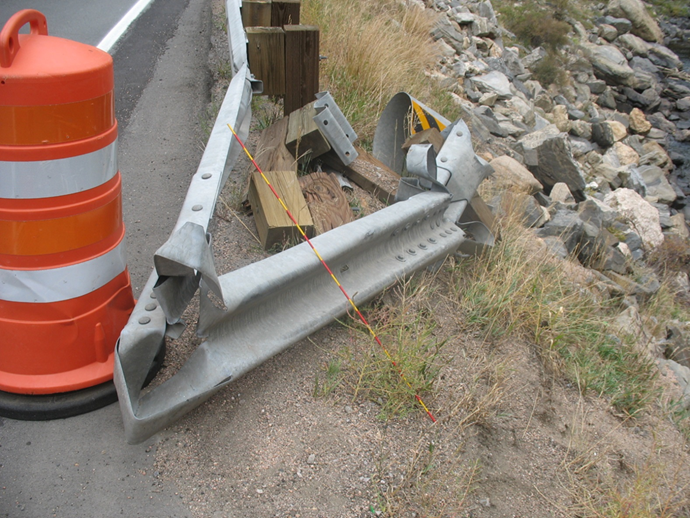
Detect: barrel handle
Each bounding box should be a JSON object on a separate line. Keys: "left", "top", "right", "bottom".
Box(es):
{"left": 0, "top": 10, "right": 48, "bottom": 68}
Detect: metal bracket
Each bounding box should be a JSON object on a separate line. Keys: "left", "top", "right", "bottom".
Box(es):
{"left": 313, "top": 92, "right": 358, "bottom": 166}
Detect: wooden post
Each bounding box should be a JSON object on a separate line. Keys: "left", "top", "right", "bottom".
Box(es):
{"left": 248, "top": 170, "right": 314, "bottom": 249}
{"left": 246, "top": 27, "right": 286, "bottom": 96}
{"left": 271, "top": 0, "right": 301, "bottom": 26}
{"left": 242, "top": 0, "right": 272, "bottom": 27}
{"left": 254, "top": 117, "right": 297, "bottom": 173}
{"left": 283, "top": 25, "right": 320, "bottom": 116}
{"left": 321, "top": 147, "right": 401, "bottom": 206}
{"left": 285, "top": 101, "right": 330, "bottom": 161}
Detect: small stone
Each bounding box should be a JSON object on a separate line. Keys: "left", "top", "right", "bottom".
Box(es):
{"left": 677, "top": 97, "right": 690, "bottom": 112}
{"left": 478, "top": 92, "right": 498, "bottom": 106}
{"left": 307, "top": 454, "right": 316, "bottom": 465}
{"left": 552, "top": 104, "right": 571, "bottom": 132}
{"left": 598, "top": 23, "right": 618, "bottom": 42}
{"left": 628, "top": 108, "right": 652, "bottom": 134}
{"left": 550, "top": 182, "right": 575, "bottom": 204}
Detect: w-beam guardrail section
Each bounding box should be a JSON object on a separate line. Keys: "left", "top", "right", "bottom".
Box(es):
{"left": 114, "top": 0, "right": 493, "bottom": 444}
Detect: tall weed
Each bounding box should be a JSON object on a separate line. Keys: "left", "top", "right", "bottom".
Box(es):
{"left": 302, "top": 0, "right": 459, "bottom": 144}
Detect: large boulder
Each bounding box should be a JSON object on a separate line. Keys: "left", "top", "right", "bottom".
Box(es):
{"left": 516, "top": 125, "right": 587, "bottom": 201}
{"left": 605, "top": 0, "right": 664, "bottom": 43}
{"left": 583, "top": 44, "right": 635, "bottom": 86}
{"left": 604, "top": 188, "right": 664, "bottom": 250}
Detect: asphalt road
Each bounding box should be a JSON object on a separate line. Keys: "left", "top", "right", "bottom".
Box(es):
{"left": 1, "top": 0, "right": 213, "bottom": 515}
{"left": 0, "top": 0, "right": 138, "bottom": 47}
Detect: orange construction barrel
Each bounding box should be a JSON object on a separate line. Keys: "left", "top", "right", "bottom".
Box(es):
{"left": 0, "top": 10, "right": 136, "bottom": 418}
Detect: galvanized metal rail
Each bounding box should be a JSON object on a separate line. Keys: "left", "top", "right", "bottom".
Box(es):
{"left": 114, "top": 0, "right": 492, "bottom": 444}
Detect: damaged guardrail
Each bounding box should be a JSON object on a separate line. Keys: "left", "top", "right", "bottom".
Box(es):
{"left": 114, "top": 0, "right": 493, "bottom": 444}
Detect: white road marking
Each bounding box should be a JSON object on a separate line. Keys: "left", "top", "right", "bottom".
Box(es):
{"left": 97, "top": 0, "right": 155, "bottom": 53}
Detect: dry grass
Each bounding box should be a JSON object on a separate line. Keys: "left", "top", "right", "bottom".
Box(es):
{"left": 302, "top": 0, "right": 458, "bottom": 144}
{"left": 453, "top": 195, "right": 659, "bottom": 416}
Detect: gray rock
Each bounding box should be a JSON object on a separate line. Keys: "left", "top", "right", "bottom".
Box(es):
{"left": 452, "top": 60, "right": 467, "bottom": 77}
{"left": 604, "top": 188, "right": 664, "bottom": 250}
{"left": 501, "top": 48, "right": 526, "bottom": 77}
{"left": 622, "top": 86, "right": 656, "bottom": 108}
{"left": 638, "top": 165, "right": 677, "bottom": 203}
{"left": 597, "top": 89, "right": 618, "bottom": 109}
{"left": 678, "top": 97, "right": 690, "bottom": 111}
{"left": 629, "top": 56, "right": 660, "bottom": 76}
{"left": 592, "top": 120, "right": 628, "bottom": 147}
{"left": 432, "top": 16, "right": 466, "bottom": 54}
{"left": 472, "top": 70, "right": 513, "bottom": 99}
{"left": 666, "top": 78, "right": 690, "bottom": 100}
{"left": 618, "top": 164, "right": 648, "bottom": 196}
{"left": 522, "top": 47, "right": 547, "bottom": 69}
{"left": 616, "top": 33, "right": 649, "bottom": 56}
{"left": 453, "top": 11, "right": 476, "bottom": 25}
{"left": 629, "top": 69, "right": 656, "bottom": 91}
{"left": 570, "top": 120, "right": 593, "bottom": 139}
{"left": 568, "top": 108, "right": 586, "bottom": 120}
{"left": 605, "top": 16, "right": 633, "bottom": 34}
{"left": 639, "top": 142, "right": 672, "bottom": 169}
{"left": 473, "top": 106, "right": 509, "bottom": 137}
{"left": 536, "top": 209, "right": 585, "bottom": 253}
{"left": 583, "top": 43, "right": 635, "bottom": 86}
{"left": 519, "top": 194, "right": 550, "bottom": 227}
{"left": 517, "top": 125, "right": 587, "bottom": 201}
{"left": 588, "top": 79, "right": 608, "bottom": 94}
{"left": 600, "top": 242, "right": 633, "bottom": 274}
{"left": 605, "top": 0, "right": 664, "bottom": 43}
{"left": 595, "top": 163, "right": 624, "bottom": 189}
{"left": 540, "top": 235, "right": 569, "bottom": 259}
{"left": 647, "top": 112, "right": 677, "bottom": 134}
{"left": 471, "top": 17, "right": 498, "bottom": 38}
{"left": 569, "top": 136, "right": 598, "bottom": 158}
{"left": 648, "top": 44, "right": 683, "bottom": 70}
{"left": 578, "top": 198, "right": 618, "bottom": 228}
{"left": 599, "top": 24, "right": 619, "bottom": 42}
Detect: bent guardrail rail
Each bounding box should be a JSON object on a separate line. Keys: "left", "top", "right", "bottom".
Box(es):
{"left": 114, "top": 0, "right": 493, "bottom": 444}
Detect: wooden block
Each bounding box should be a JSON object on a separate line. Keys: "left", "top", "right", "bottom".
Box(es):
{"left": 248, "top": 170, "right": 314, "bottom": 249}
{"left": 242, "top": 0, "right": 272, "bottom": 27}
{"left": 246, "top": 27, "right": 286, "bottom": 96}
{"left": 299, "top": 172, "right": 353, "bottom": 235}
{"left": 285, "top": 101, "right": 330, "bottom": 161}
{"left": 254, "top": 117, "right": 297, "bottom": 173}
{"left": 402, "top": 127, "right": 445, "bottom": 154}
{"left": 321, "top": 147, "right": 401, "bottom": 205}
{"left": 271, "top": 0, "right": 300, "bottom": 26}
{"left": 284, "top": 25, "right": 319, "bottom": 115}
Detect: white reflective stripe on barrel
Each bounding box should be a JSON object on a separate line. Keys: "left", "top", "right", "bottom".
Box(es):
{"left": 0, "top": 141, "right": 118, "bottom": 199}
{"left": 0, "top": 241, "right": 127, "bottom": 303}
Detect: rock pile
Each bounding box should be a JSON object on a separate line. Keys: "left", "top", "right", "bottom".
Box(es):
{"left": 423, "top": 0, "right": 690, "bottom": 403}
